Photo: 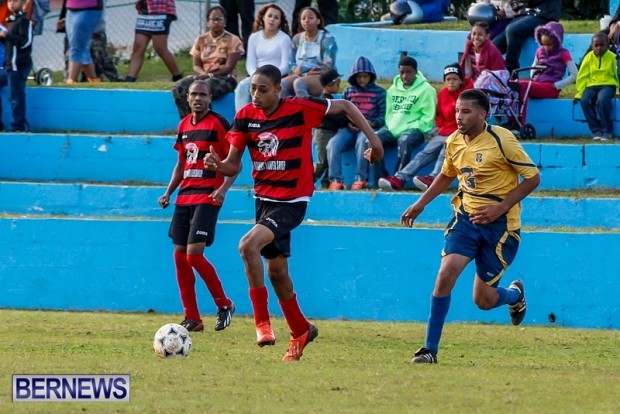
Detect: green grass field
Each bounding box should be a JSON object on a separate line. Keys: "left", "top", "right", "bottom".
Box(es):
{"left": 1, "top": 309, "right": 618, "bottom": 413}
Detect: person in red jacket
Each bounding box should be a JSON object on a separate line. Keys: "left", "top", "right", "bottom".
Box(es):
{"left": 460, "top": 21, "right": 506, "bottom": 81}
{"left": 378, "top": 63, "right": 474, "bottom": 192}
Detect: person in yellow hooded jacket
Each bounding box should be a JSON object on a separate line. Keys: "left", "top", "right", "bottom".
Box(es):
{"left": 575, "top": 32, "right": 619, "bottom": 141}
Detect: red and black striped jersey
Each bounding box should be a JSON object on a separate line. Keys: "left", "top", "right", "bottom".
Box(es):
{"left": 228, "top": 97, "right": 329, "bottom": 201}
{"left": 174, "top": 111, "right": 231, "bottom": 206}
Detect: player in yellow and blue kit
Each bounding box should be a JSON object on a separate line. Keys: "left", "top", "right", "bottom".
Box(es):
{"left": 401, "top": 89, "right": 540, "bottom": 364}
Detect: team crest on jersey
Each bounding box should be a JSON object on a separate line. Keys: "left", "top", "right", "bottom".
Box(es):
{"left": 185, "top": 142, "right": 199, "bottom": 165}
{"left": 257, "top": 132, "right": 279, "bottom": 157}
{"left": 475, "top": 152, "right": 483, "bottom": 165}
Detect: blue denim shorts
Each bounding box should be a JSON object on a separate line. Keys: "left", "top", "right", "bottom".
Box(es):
{"left": 443, "top": 211, "right": 521, "bottom": 287}
{"left": 66, "top": 10, "right": 103, "bottom": 64}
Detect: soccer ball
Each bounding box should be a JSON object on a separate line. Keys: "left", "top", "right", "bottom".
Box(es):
{"left": 153, "top": 323, "right": 192, "bottom": 358}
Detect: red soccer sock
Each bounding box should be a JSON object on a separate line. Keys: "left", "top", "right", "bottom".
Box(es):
{"left": 280, "top": 293, "right": 309, "bottom": 339}
{"left": 173, "top": 251, "right": 200, "bottom": 321}
{"left": 186, "top": 254, "right": 231, "bottom": 309}
{"left": 249, "top": 286, "right": 270, "bottom": 326}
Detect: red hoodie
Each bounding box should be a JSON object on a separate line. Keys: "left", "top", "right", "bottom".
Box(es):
{"left": 435, "top": 78, "right": 474, "bottom": 136}
{"left": 460, "top": 39, "right": 506, "bottom": 81}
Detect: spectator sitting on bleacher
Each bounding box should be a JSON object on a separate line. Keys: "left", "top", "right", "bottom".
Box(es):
{"left": 326, "top": 56, "right": 385, "bottom": 190}
{"left": 378, "top": 63, "right": 474, "bottom": 192}
{"left": 234, "top": 3, "right": 291, "bottom": 112}
{"left": 371, "top": 56, "right": 436, "bottom": 186}
{"left": 460, "top": 22, "right": 506, "bottom": 81}
{"left": 514, "top": 21, "right": 576, "bottom": 121}
{"left": 575, "top": 32, "right": 619, "bottom": 142}
{"left": 172, "top": 5, "right": 244, "bottom": 118}
{"left": 492, "top": 0, "right": 562, "bottom": 74}
{"left": 314, "top": 68, "right": 347, "bottom": 189}
{"left": 281, "top": 6, "right": 337, "bottom": 98}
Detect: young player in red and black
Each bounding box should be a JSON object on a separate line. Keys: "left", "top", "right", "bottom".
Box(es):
{"left": 158, "top": 80, "right": 238, "bottom": 333}
{"left": 204, "top": 64, "right": 383, "bottom": 361}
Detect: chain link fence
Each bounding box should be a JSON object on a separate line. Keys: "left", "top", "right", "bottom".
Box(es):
{"left": 33, "top": 0, "right": 296, "bottom": 72}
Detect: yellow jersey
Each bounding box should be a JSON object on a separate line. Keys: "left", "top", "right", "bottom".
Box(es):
{"left": 441, "top": 124, "right": 539, "bottom": 230}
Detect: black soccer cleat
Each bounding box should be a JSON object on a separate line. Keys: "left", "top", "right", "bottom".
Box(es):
{"left": 180, "top": 319, "right": 204, "bottom": 332}
{"left": 508, "top": 280, "right": 527, "bottom": 326}
{"left": 215, "top": 303, "right": 235, "bottom": 331}
{"left": 411, "top": 347, "right": 438, "bottom": 364}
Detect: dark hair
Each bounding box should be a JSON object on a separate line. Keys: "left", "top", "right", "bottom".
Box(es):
{"left": 207, "top": 5, "right": 227, "bottom": 20}
{"left": 472, "top": 21, "right": 490, "bottom": 34}
{"left": 253, "top": 3, "right": 290, "bottom": 36}
{"left": 297, "top": 6, "right": 326, "bottom": 33}
{"left": 253, "top": 64, "right": 282, "bottom": 85}
{"left": 189, "top": 79, "right": 211, "bottom": 94}
{"left": 459, "top": 89, "right": 490, "bottom": 112}
{"left": 592, "top": 31, "right": 609, "bottom": 44}
{"left": 399, "top": 56, "right": 417, "bottom": 70}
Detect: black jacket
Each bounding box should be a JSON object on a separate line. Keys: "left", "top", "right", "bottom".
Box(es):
{"left": 4, "top": 11, "right": 33, "bottom": 71}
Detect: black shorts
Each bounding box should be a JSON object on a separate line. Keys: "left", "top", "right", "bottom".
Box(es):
{"left": 135, "top": 14, "right": 174, "bottom": 36}
{"left": 168, "top": 204, "right": 221, "bottom": 246}
{"left": 256, "top": 199, "right": 307, "bottom": 259}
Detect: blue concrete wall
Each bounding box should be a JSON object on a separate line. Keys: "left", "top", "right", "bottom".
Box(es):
{"left": 328, "top": 25, "right": 593, "bottom": 82}
{"left": 22, "top": 88, "right": 235, "bottom": 134}
{"left": 3, "top": 132, "right": 620, "bottom": 190}
{"left": 1, "top": 217, "right": 618, "bottom": 329}
{"left": 2, "top": 182, "right": 620, "bottom": 230}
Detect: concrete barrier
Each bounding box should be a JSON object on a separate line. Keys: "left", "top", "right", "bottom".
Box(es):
{"left": 1, "top": 217, "right": 618, "bottom": 329}
{"left": 3, "top": 132, "right": 620, "bottom": 190}
{"left": 2, "top": 181, "right": 620, "bottom": 229}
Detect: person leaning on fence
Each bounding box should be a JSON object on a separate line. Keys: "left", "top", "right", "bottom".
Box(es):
{"left": 0, "top": 0, "right": 33, "bottom": 132}
{"left": 575, "top": 32, "right": 619, "bottom": 142}
{"left": 172, "top": 5, "right": 244, "bottom": 119}
{"left": 460, "top": 21, "right": 506, "bottom": 81}
{"left": 234, "top": 3, "right": 291, "bottom": 112}
{"left": 281, "top": 6, "right": 338, "bottom": 98}
{"left": 125, "top": 0, "right": 183, "bottom": 83}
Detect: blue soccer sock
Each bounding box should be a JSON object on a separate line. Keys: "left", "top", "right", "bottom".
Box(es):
{"left": 424, "top": 294, "right": 451, "bottom": 354}
{"left": 495, "top": 286, "right": 520, "bottom": 307}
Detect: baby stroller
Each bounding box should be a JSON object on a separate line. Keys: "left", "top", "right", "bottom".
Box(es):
{"left": 473, "top": 68, "right": 541, "bottom": 139}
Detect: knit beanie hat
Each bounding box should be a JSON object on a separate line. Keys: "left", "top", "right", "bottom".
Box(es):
{"left": 443, "top": 63, "right": 463, "bottom": 80}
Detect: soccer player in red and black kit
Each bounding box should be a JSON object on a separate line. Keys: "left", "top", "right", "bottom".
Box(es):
{"left": 158, "top": 80, "right": 238, "bottom": 333}
{"left": 204, "top": 64, "right": 384, "bottom": 361}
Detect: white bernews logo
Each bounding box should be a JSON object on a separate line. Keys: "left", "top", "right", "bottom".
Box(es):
{"left": 13, "top": 374, "right": 130, "bottom": 402}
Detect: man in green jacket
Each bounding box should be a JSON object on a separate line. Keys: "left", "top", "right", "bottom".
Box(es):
{"left": 371, "top": 56, "right": 437, "bottom": 186}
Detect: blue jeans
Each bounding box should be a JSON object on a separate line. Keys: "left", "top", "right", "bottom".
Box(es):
{"left": 372, "top": 127, "right": 425, "bottom": 180}
{"left": 492, "top": 15, "right": 548, "bottom": 72}
{"left": 326, "top": 128, "right": 370, "bottom": 182}
{"left": 66, "top": 10, "right": 103, "bottom": 64}
{"left": 0, "top": 69, "right": 6, "bottom": 130}
{"left": 580, "top": 85, "right": 615, "bottom": 136}
{"left": 395, "top": 134, "right": 447, "bottom": 183}
{"left": 234, "top": 76, "right": 251, "bottom": 111}
{"left": 8, "top": 65, "right": 32, "bottom": 131}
